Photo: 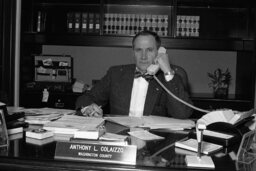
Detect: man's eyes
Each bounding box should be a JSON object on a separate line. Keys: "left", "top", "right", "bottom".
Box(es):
{"left": 134, "top": 48, "right": 154, "bottom": 53}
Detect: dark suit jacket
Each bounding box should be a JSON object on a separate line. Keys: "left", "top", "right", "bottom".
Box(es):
{"left": 76, "top": 64, "right": 193, "bottom": 119}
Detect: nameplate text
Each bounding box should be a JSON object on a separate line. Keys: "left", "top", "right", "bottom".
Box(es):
{"left": 54, "top": 141, "right": 137, "bottom": 165}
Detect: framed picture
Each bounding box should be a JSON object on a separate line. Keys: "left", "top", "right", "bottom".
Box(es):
{"left": 0, "top": 104, "right": 9, "bottom": 156}
{"left": 237, "top": 130, "right": 256, "bottom": 164}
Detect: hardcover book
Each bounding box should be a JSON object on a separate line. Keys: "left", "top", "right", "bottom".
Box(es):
{"left": 73, "top": 126, "right": 106, "bottom": 140}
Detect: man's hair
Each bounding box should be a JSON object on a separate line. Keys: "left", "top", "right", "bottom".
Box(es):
{"left": 132, "top": 30, "right": 161, "bottom": 49}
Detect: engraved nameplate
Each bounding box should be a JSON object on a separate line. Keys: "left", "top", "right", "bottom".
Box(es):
{"left": 54, "top": 141, "right": 137, "bottom": 165}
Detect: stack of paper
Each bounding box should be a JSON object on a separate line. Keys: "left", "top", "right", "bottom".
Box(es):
{"left": 23, "top": 108, "right": 75, "bottom": 125}
{"left": 128, "top": 130, "right": 164, "bottom": 141}
{"left": 7, "top": 106, "right": 25, "bottom": 115}
{"left": 105, "top": 115, "right": 195, "bottom": 130}
{"left": 43, "top": 115, "right": 105, "bottom": 135}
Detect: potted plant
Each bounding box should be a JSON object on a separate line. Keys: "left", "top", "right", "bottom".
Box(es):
{"left": 207, "top": 68, "right": 231, "bottom": 98}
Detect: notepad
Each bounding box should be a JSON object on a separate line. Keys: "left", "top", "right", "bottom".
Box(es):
{"left": 175, "top": 138, "right": 223, "bottom": 155}
{"left": 186, "top": 155, "right": 215, "bottom": 168}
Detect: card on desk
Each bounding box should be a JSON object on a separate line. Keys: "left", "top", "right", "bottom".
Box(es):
{"left": 185, "top": 155, "right": 215, "bottom": 169}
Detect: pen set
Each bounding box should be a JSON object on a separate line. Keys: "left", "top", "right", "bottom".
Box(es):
{"left": 196, "top": 123, "right": 206, "bottom": 160}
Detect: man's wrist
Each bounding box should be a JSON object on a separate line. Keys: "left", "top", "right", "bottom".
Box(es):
{"left": 164, "top": 69, "right": 175, "bottom": 82}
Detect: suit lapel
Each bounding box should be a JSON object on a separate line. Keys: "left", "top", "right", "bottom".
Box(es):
{"left": 143, "top": 78, "right": 161, "bottom": 116}
{"left": 118, "top": 65, "right": 136, "bottom": 114}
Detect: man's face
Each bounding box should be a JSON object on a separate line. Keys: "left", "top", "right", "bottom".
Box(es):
{"left": 133, "top": 35, "right": 158, "bottom": 73}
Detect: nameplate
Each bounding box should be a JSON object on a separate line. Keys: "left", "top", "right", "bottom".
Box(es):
{"left": 54, "top": 141, "right": 137, "bottom": 165}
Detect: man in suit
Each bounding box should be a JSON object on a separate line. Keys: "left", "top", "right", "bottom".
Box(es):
{"left": 76, "top": 30, "right": 193, "bottom": 119}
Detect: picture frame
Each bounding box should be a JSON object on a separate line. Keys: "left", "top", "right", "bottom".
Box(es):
{"left": 237, "top": 130, "right": 256, "bottom": 164}
{"left": 0, "top": 104, "right": 9, "bottom": 155}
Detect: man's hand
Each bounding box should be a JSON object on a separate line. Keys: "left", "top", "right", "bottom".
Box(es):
{"left": 81, "top": 103, "right": 103, "bottom": 117}
{"left": 155, "top": 53, "right": 172, "bottom": 74}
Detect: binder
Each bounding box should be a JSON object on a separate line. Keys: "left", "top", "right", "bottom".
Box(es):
{"left": 81, "top": 13, "right": 88, "bottom": 33}
{"left": 95, "top": 13, "right": 100, "bottom": 34}
{"left": 88, "top": 13, "right": 95, "bottom": 33}
{"left": 74, "top": 12, "right": 81, "bottom": 33}
{"left": 67, "top": 12, "right": 74, "bottom": 32}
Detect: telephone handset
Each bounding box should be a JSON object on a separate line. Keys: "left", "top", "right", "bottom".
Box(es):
{"left": 146, "top": 47, "right": 166, "bottom": 75}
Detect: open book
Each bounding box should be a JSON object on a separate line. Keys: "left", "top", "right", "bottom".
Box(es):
{"left": 197, "top": 109, "right": 255, "bottom": 126}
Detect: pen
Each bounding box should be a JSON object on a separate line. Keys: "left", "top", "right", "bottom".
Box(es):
{"left": 197, "top": 130, "right": 202, "bottom": 159}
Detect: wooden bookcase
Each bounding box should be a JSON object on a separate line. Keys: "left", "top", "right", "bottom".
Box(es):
{"left": 20, "top": 0, "right": 255, "bottom": 115}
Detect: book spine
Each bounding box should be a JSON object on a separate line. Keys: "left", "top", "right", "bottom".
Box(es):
{"left": 74, "top": 12, "right": 81, "bottom": 33}
{"left": 67, "top": 12, "right": 74, "bottom": 32}
{"left": 37, "top": 11, "right": 41, "bottom": 32}
{"left": 95, "top": 13, "right": 100, "bottom": 34}
{"left": 81, "top": 13, "right": 88, "bottom": 33}
{"left": 88, "top": 13, "right": 95, "bottom": 33}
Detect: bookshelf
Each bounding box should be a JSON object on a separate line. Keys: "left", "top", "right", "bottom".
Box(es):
{"left": 20, "top": 0, "right": 255, "bottom": 114}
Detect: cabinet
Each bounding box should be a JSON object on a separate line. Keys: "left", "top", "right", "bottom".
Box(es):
{"left": 0, "top": 0, "right": 16, "bottom": 105}
{"left": 20, "top": 0, "right": 255, "bottom": 114}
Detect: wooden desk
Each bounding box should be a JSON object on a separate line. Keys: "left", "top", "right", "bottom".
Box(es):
{"left": 0, "top": 130, "right": 255, "bottom": 171}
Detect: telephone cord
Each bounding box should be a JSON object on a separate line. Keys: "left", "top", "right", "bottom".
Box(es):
{"left": 153, "top": 75, "right": 210, "bottom": 113}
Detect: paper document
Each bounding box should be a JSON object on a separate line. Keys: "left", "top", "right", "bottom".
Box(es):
{"left": 128, "top": 130, "right": 164, "bottom": 141}
{"left": 105, "top": 115, "right": 195, "bottom": 130}
{"left": 43, "top": 115, "right": 105, "bottom": 135}
{"left": 23, "top": 108, "right": 76, "bottom": 116}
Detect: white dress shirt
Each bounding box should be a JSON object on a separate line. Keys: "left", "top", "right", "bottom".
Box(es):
{"left": 129, "top": 77, "right": 149, "bottom": 117}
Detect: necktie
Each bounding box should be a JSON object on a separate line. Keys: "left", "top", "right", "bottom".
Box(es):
{"left": 134, "top": 70, "right": 153, "bottom": 81}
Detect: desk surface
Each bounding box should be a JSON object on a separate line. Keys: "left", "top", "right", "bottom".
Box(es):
{"left": 0, "top": 129, "right": 255, "bottom": 171}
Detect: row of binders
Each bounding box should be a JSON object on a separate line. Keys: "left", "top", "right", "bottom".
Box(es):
{"left": 176, "top": 15, "right": 200, "bottom": 37}
{"left": 36, "top": 10, "right": 200, "bottom": 37}
{"left": 67, "top": 12, "right": 100, "bottom": 34}
{"left": 103, "top": 13, "right": 169, "bottom": 36}
{"left": 66, "top": 12, "right": 169, "bottom": 36}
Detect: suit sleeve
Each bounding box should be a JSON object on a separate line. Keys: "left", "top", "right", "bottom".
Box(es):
{"left": 75, "top": 68, "right": 112, "bottom": 110}
{"left": 161, "top": 74, "right": 193, "bottom": 119}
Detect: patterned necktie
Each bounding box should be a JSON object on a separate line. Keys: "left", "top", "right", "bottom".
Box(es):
{"left": 134, "top": 70, "right": 153, "bottom": 81}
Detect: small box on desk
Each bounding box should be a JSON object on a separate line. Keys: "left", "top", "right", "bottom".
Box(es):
{"left": 34, "top": 55, "right": 73, "bottom": 82}
{"left": 26, "top": 128, "right": 54, "bottom": 139}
